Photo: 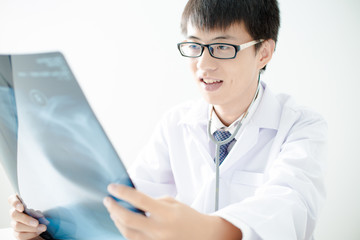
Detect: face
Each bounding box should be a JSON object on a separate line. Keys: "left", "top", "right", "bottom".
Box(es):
{"left": 184, "top": 22, "right": 265, "bottom": 111}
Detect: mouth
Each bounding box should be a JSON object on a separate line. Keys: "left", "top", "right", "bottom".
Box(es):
{"left": 201, "top": 78, "right": 223, "bottom": 84}
{"left": 199, "top": 77, "right": 223, "bottom": 91}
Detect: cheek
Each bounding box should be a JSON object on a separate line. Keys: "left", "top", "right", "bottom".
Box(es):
{"left": 227, "top": 58, "right": 256, "bottom": 82}
{"left": 223, "top": 62, "right": 244, "bottom": 81}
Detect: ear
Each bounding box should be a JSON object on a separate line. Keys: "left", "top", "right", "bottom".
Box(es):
{"left": 257, "top": 39, "right": 276, "bottom": 70}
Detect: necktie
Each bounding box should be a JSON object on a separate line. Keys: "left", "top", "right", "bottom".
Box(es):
{"left": 213, "top": 130, "right": 235, "bottom": 165}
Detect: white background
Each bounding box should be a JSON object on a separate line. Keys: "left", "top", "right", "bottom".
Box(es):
{"left": 0, "top": 0, "right": 359, "bottom": 239}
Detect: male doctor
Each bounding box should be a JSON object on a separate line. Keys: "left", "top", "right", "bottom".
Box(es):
{"left": 9, "top": 0, "right": 327, "bottom": 239}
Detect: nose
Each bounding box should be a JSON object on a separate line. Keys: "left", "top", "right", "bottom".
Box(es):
{"left": 196, "top": 47, "right": 218, "bottom": 72}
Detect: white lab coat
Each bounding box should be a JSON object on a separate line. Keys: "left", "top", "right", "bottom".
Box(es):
{"left": 129, "top": 82, "right": 327, "bottom": 240}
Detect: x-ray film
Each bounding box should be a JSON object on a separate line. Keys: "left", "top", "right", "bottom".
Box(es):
{"left": 0, "top": 52, "right": 142, "bottom": 240}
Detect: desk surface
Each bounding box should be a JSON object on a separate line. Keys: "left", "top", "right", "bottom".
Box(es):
{"left": 0, "top": 228, "right": 16, "bottom": 240}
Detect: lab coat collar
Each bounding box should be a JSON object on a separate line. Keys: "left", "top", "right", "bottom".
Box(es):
{"left": 179, "top": 81, "right": 282, "bottom": 131}
{"left": 178, "top": 99, "right": 209, "bottom": 127}
{"left": 249, "top": 81, "right": 282, "bottom": 130}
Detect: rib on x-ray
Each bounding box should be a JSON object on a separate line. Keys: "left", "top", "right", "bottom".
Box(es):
{"left": 0, "top": 52, "right": 142, "bottom": 240}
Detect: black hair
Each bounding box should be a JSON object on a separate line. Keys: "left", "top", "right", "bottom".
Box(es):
{"left": 181, "top": 0, "right": 280, "bottom": 53}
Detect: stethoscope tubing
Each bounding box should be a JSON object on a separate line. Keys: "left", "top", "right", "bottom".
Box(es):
{"left": 208, "top": 76, "right": 261, "bottom": 211}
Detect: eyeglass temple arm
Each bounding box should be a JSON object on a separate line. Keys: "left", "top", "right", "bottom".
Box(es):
{"left": 240, "top": 39, "right": 264, "bottom": 50}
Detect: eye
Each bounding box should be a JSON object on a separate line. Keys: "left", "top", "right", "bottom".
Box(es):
{"left": 188, "top": 44, "right": 201, "bottom": 50}
{"left": 216, "top": 45, "right": 230, "bottom": 50}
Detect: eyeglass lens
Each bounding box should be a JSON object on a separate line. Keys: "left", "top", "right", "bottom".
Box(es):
{"left": 180, "top": 43, "right": 236, "bottom": 59}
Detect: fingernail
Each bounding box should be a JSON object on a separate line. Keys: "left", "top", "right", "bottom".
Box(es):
{"left": 108, "top": 184, "right": 116, "bottom": 191}
{"left": 103, "top": 197, "right": 111, "bottom": 207}
{"left": 30, "top": 219, "right": 38, "bottom": 227}
{"left": 37, "top": 225, "right": 46, "bottom": 232}
{"left": 15, "top": 203, "right": 22, "bottom": 211}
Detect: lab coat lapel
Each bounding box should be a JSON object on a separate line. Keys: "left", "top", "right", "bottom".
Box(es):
{"left": 186, "top": 125, "right": 215, "bottom": 168}
{"left": 220, "top": 123, "right": 259, "bottom": 173}
{"left": 179, "top": 100, "right": 215, "bottom": 168}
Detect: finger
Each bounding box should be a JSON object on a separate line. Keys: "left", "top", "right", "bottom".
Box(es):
{"left": 10, "top": 208, "right": 39, "bottom": 228}
{"left": 11, "top": 221, "right": 47, "bottom": 234}
{"left": 107, "top": 184, "right": 160, "bottom": 214}
{"left": 113, "top": 220, "right": 150, "bottom": 240}
{"left": 13, "top": 231, "right": 38, "bottom": 240}
{"left": 103, "top": 197, "right": 150, "bottom": 230}
{"left": 29, "top": 237, "right": 46, "bottom": 240}
{"left": 8, "top": 195, "right": 24, "bottom": 212}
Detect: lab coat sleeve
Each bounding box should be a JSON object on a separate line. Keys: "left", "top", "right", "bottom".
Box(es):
{"left": 129, "top": 114, "right": 177, "bottom": 198}
{"left": 213, "top": 109, "right": 328, "bottom": 240}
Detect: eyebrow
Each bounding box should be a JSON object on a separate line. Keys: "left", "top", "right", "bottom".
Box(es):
{"left": 187, "top": 35, "right": 237, "bottom": 41}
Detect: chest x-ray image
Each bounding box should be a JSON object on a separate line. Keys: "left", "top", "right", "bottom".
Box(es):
{"left": 0, "top": 52, "right": 141, "bottom": 240}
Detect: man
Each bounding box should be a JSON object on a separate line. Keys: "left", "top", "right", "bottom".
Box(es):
{"left": 9, "top": 0, "right": 327, "bottom": 239}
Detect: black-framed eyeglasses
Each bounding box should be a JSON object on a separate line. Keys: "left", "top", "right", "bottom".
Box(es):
{"left": 177, "top": 39, "right": 264, "bottom": 59}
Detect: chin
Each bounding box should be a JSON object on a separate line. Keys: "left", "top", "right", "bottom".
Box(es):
{"left": 200, "top": 94, "right": 223, "bottom": 106}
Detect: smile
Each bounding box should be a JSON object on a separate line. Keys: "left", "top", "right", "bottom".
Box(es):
{"left": 202, "top": 78, "right": 223, "bottom": 84}
{"left": 200, "top": 78, "right": 223, "bottom": 91}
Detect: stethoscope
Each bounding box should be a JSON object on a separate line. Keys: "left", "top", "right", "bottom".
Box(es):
{"left": 207, "top": 75, "right": 261, "bottom": 211}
